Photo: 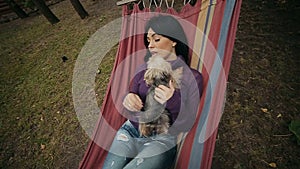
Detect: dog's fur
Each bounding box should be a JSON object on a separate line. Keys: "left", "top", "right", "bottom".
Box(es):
{"left": 139, "top": 56, "right": 182, "bottom": 137}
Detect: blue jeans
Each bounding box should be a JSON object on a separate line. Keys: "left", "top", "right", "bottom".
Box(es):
{"left": 103, "top": 120, "right": 177, "bottom": 169}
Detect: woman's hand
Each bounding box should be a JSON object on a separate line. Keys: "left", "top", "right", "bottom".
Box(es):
{"left": 154, "top": 80, "right": 175, "bottom": 104}
{"left": 123, "top": 93, "right": 143, "bottom": 112}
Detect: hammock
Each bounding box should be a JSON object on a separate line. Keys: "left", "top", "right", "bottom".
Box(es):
{"left": 78, "top": 0, "right": 242, "bottom": 168}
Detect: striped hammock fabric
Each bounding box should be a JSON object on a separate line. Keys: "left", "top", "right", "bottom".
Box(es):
{"left": 78, "top": 0, "right": 242, "bottom": 168}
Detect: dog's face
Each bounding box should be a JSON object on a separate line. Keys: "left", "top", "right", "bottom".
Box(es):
{"left": 144, "top": 69, "right": 171, "bottom": 87}
{"left": 144, "top": 56, "right": 175, "bottom": 88}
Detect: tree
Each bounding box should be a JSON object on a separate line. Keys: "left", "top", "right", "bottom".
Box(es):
{"left": 70, "top": 0, "right": 88, "bottom": 19}
{"left": 4, "top": 0, "right": 28, "bottom": 18}
{"left": 31, "top": 0, "right": 59, "bottom": 24}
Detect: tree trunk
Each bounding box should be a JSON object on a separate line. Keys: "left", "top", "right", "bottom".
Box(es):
{"left": 4, "top": 0, "right": 28, "bottom": 18}
{"left": 70, "top": 0, "right": 88, "bottom": 19}
{"left": 31, "top": 0, "right": 59, "bottom": 24}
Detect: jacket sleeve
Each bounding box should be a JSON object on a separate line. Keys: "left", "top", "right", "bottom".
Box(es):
{"left": 168, "top": 69, "right": 203, "bottom": 135}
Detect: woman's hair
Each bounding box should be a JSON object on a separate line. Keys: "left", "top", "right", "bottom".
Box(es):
{"left": 144, "top": 15, "right": 190, "bottom": 65}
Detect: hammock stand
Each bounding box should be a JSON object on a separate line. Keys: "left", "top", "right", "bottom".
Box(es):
{"left": 78, "top": 0, "right": 242, "bottom": 168}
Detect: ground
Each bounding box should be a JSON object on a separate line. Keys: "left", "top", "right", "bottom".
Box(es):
{"left": 212, "top": 1, "right": 299, "bottom": 168}
{"left": 0, "top": 0, "right": 299, "bottom": 169}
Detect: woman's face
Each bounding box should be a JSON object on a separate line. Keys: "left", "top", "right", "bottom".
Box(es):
{"left": 147, "top": 28, "right": 177, "bottom": 61}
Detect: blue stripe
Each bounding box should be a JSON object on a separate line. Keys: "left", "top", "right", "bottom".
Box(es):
{"left": 188, "top": 1, "right": 236, "bottom": 169}
{"left": 217, "top": 0, "right": 236, "bottom": 61}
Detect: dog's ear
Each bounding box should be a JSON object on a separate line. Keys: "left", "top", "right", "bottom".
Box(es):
{"left": 159, "top": 72, "right": 171, "bottom": 86}
{"left": 172, "top": 67, "right": 183, "bottom": 89}
{"left": 144, "top": 69, "right": 154, "bottom": 86}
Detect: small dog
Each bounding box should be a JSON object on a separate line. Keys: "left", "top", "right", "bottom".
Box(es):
{"left": 139, "top": 56, "right": 182, "bottom": 137}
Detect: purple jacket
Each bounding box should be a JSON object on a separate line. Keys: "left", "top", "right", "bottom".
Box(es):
{"left": 128, "top": 56, "right": 203, "bottom": 135}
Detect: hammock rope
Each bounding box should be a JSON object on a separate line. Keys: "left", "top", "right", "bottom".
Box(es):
{"left": 184, "top": 0, "right": 192, "bottom": 5}
{"left": 165, "top": 0, "right": 175, "bottom": 8}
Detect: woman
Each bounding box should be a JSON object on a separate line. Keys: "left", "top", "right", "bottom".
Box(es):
{"left": 103, "top": 15, "right": 203, "bottom": 169}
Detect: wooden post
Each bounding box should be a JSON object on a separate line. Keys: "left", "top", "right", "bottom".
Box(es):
{"left": 116, "top": 0, "right": 139, "bottom": 6}
{"left": 4, "top": 0, "right": 28, "bottom": 18}
{"left": 70, "top": 0, "right": 89, "bottom": 19}
{"left": 31, "top": 0, "right": 60, "bottom": 24}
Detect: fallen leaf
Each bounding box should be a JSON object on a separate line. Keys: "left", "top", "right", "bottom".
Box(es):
{"left": 269, "top": 162, "right": 277, "bottom": 168}
{"left": 97, "top": 69, "right": 101, "bottom": 74}
{"left": 41, "top": 144, "right": 46, "bottom": 150}
{"left": 261, "top": 108, "right": 268, "bottom": 113}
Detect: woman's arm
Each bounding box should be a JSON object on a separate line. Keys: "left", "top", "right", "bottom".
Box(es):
{"left": 123, "top": 70, "right": 145, "bottom": 112}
